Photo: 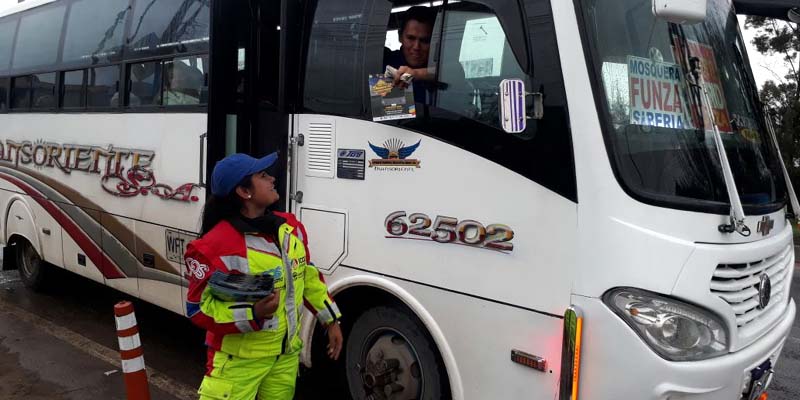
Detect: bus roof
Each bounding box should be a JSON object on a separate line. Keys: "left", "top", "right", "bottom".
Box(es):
{"left": 0, "top": 0, "right": 57, "bottom": 19}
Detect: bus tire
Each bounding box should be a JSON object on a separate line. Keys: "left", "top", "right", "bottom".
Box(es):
{"left": 16, "top": 240, "right": 51, "bottom": 291}
{"left": 345, "top": 306, "right": 448, "bottom": 400}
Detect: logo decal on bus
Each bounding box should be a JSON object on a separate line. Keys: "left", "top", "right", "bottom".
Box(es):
{"left": 384, "top": 211, "right": 514, "bottom": 252}
{"left": 0, "top": 139, "right": 200, "bottom": 202}
{"left": 102, "top": 165, "right": 200, "bottom": 202}
{"left": 368, "top": 139, "right": 421, "bottom": 171}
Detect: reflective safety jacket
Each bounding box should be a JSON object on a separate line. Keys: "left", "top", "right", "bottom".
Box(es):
{"left": 184, "top": 212, "right": 341, "bottom": 358}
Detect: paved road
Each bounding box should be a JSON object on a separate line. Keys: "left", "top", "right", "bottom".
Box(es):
{"left": 0, "top": 267, "right": 199, "bottom": 399}
{"left": 767, "top": 257, "right": 800, "bottom": 399}
{"left": 0, "top": 260, "right": 798, "bottom": 399}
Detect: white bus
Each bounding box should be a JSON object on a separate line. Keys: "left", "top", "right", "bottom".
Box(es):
{"left": 0, "top": 0, "right": 797, "bottom": 398}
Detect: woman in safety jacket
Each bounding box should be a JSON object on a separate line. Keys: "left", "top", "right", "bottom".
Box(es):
{"left": 184, "top": 152, "right": 343, "bottom": 400}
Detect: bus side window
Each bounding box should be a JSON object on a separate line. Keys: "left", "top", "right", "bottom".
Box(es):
{"left": 128, "top": 61, "right": 161, "bottom": 107}
{"left": 126, "top": 0, "right": 210, "bottom": 60}
{"left": 12, "top": 4, "right": 66, "bottom": 71}
{"left": 0, "top": 19, "right": 14, "bottom": 86}
{"left": 434, "top": 5, "right": 527, "bottom": 131}
{"left": 88, "top": 66, "right": 120, "bottom": 108}
{"left": 61, "top": 70, "right": 87, "bottom": 109}
{"left": 163, "top": 56, "right": 209, "bottom": 106}
{"left": 303, "top": 0, "right": 372, "bottom": 116}
{"left": 62, "top": 0, "right": 129, "bottom": 66}
{"left": 0, "top": 78, "right": 8, "bottom": 111}
{"left": 375, "top": 0, "right": 577, "bottom": 201}
{"left": 32, "top": 72, "right": 57, "bottom": 109}
{"left": 11, "top": 76, "right": 32, "bottom": 110}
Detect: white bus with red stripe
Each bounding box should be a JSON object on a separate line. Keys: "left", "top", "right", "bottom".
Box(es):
{"left": 0, "top": 0, "right": 797, "bottom": 399}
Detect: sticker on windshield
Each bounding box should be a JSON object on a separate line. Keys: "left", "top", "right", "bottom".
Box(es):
{"left": 732, "top": 113, "right": 760, "bottom": 142}
{"left": 686, "top": 40, "right": 733, "bottom": 133}
{"left": 628, "top": 56, "right": 688, "bottom": 129}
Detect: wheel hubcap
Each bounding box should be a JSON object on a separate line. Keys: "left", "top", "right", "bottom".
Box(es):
{"left": 358, "top": 330, "right": 423, "bottom": 400}
{"left": 19, "top": 244, "right": 39, "bottom": 278}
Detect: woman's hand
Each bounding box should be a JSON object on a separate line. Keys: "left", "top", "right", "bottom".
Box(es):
{"left": 326, "top": 322, "right": 344, "bottom": 360}
{"left": 253, "top": 289, "right": 281, "bottom": 319}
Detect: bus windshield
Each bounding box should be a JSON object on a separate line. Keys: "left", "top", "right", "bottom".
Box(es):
{"left": 579, "top": 0, "right": 786, "bottom": 214}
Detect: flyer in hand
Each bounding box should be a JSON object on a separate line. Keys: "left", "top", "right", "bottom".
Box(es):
{"left": 369, "top": 73, "right": 416, "bottom": 122}
{"left": 208, "top": 270, "right": 275, "bottom": 303}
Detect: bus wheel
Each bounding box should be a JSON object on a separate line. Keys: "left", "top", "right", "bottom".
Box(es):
{"left": 16, "top": 240, "right": 50, "bottom": 291}
{"left": 345, "top": 306, "right": 447, "bottom": 399}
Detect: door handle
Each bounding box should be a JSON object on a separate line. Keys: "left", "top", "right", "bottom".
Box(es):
{"left": 199, "top": 132, "right": 207, "bottom": 187}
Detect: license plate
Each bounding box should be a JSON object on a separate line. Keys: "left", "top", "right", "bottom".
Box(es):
{"left": 745, "top": 360, "right": 773, "bottom": 400}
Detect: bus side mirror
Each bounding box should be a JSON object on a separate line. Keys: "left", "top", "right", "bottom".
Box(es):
{"left": 499, "top": 79, "right": 543, "bottom": 134}
{"left": 652, "top": 0, "right": 707, "bottom": 24}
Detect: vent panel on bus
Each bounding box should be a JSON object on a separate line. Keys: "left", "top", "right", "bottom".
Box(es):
{"left": 305, "top": 121, "right": 335, "bottom": 179}
{"left": 710, "top": 242, "right": 793, "bottom": 346}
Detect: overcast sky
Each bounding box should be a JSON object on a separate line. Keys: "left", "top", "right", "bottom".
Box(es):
{"left": 0, "top": 0, "right": 794, "bottom": 88}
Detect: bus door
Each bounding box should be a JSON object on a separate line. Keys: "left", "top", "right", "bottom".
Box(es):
{"left": 206, "top": 0, "right": 291, "bottom": 208}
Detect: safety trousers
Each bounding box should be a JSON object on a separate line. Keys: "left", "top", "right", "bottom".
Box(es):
{"left": 198, "top": 349, "right": 300, "bottom": 400}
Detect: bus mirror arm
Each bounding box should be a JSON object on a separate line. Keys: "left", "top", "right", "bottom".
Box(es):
{"left": 528, "top": 92, "right": 544, "bottom": 120}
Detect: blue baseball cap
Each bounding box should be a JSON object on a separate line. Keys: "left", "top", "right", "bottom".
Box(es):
{"left": 211, "top": 152, "right": 278, "bottom": 197}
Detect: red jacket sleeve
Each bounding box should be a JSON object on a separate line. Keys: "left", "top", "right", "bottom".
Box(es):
{"left": 185, "top": 241, "right": 274, "bottom": 335}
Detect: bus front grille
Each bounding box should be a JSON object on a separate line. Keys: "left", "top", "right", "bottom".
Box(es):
{"left": 710, "top": 243, "right": 793, "bottom": 342}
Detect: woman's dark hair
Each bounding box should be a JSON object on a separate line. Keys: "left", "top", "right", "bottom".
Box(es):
{"left": 200, "top": 175, "right": 254, "bottom": 236}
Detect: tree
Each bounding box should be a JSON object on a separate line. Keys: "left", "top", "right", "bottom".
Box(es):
{"left": 745, "top": 16, "right": 800, "bottom": 190}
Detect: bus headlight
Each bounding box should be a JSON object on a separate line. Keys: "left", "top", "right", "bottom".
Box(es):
{"left": 603, "top": 288, "right": 728, "bottom": 361}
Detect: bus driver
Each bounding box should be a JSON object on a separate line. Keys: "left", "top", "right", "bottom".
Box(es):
{"left": 384, "top": 6, "right": 436, "bottom": 103}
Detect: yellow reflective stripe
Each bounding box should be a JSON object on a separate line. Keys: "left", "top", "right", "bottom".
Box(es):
{"left": 280, "top": 229, "right": 298, "bottom": 342}
{"left": 315, "top": 301, "right": 341, "bottom": 324}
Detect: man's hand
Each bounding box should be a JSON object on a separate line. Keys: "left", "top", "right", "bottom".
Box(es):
{"left": 392, "top": 66, "right": 431, "bottom": 88}
{"left": 326, "top": 322, "right": 344, "bottom": 360}
{"left": 253, "top": 289, "right": 281, "bottom": 319}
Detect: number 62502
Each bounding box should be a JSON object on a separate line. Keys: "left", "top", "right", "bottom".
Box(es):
{"left": 384, "top": 211, "right": 514, "bottom": 252}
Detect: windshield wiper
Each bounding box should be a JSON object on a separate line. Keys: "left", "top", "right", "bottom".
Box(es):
{"left": 671, "top": 25, "right": 750, "bottom": 236}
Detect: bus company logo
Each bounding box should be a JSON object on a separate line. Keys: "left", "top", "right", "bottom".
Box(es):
{"left": 757, "top": 273, "right": 772, "bottom": 310}
{"left": 756, "top": 216, "right": 774, "bottom": 236}
{"left": 338, "top": 149, "right": 364, "bottom": 159}
{"left": 368, "top": 139, "right": 421, "bottom": 171}
{"left": 0, "top": 139, "right": 200, "bottom": 202}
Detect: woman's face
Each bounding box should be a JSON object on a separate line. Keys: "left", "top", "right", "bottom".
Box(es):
{"left": 247, "top": 170, "right": 280, "bottom": 207}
